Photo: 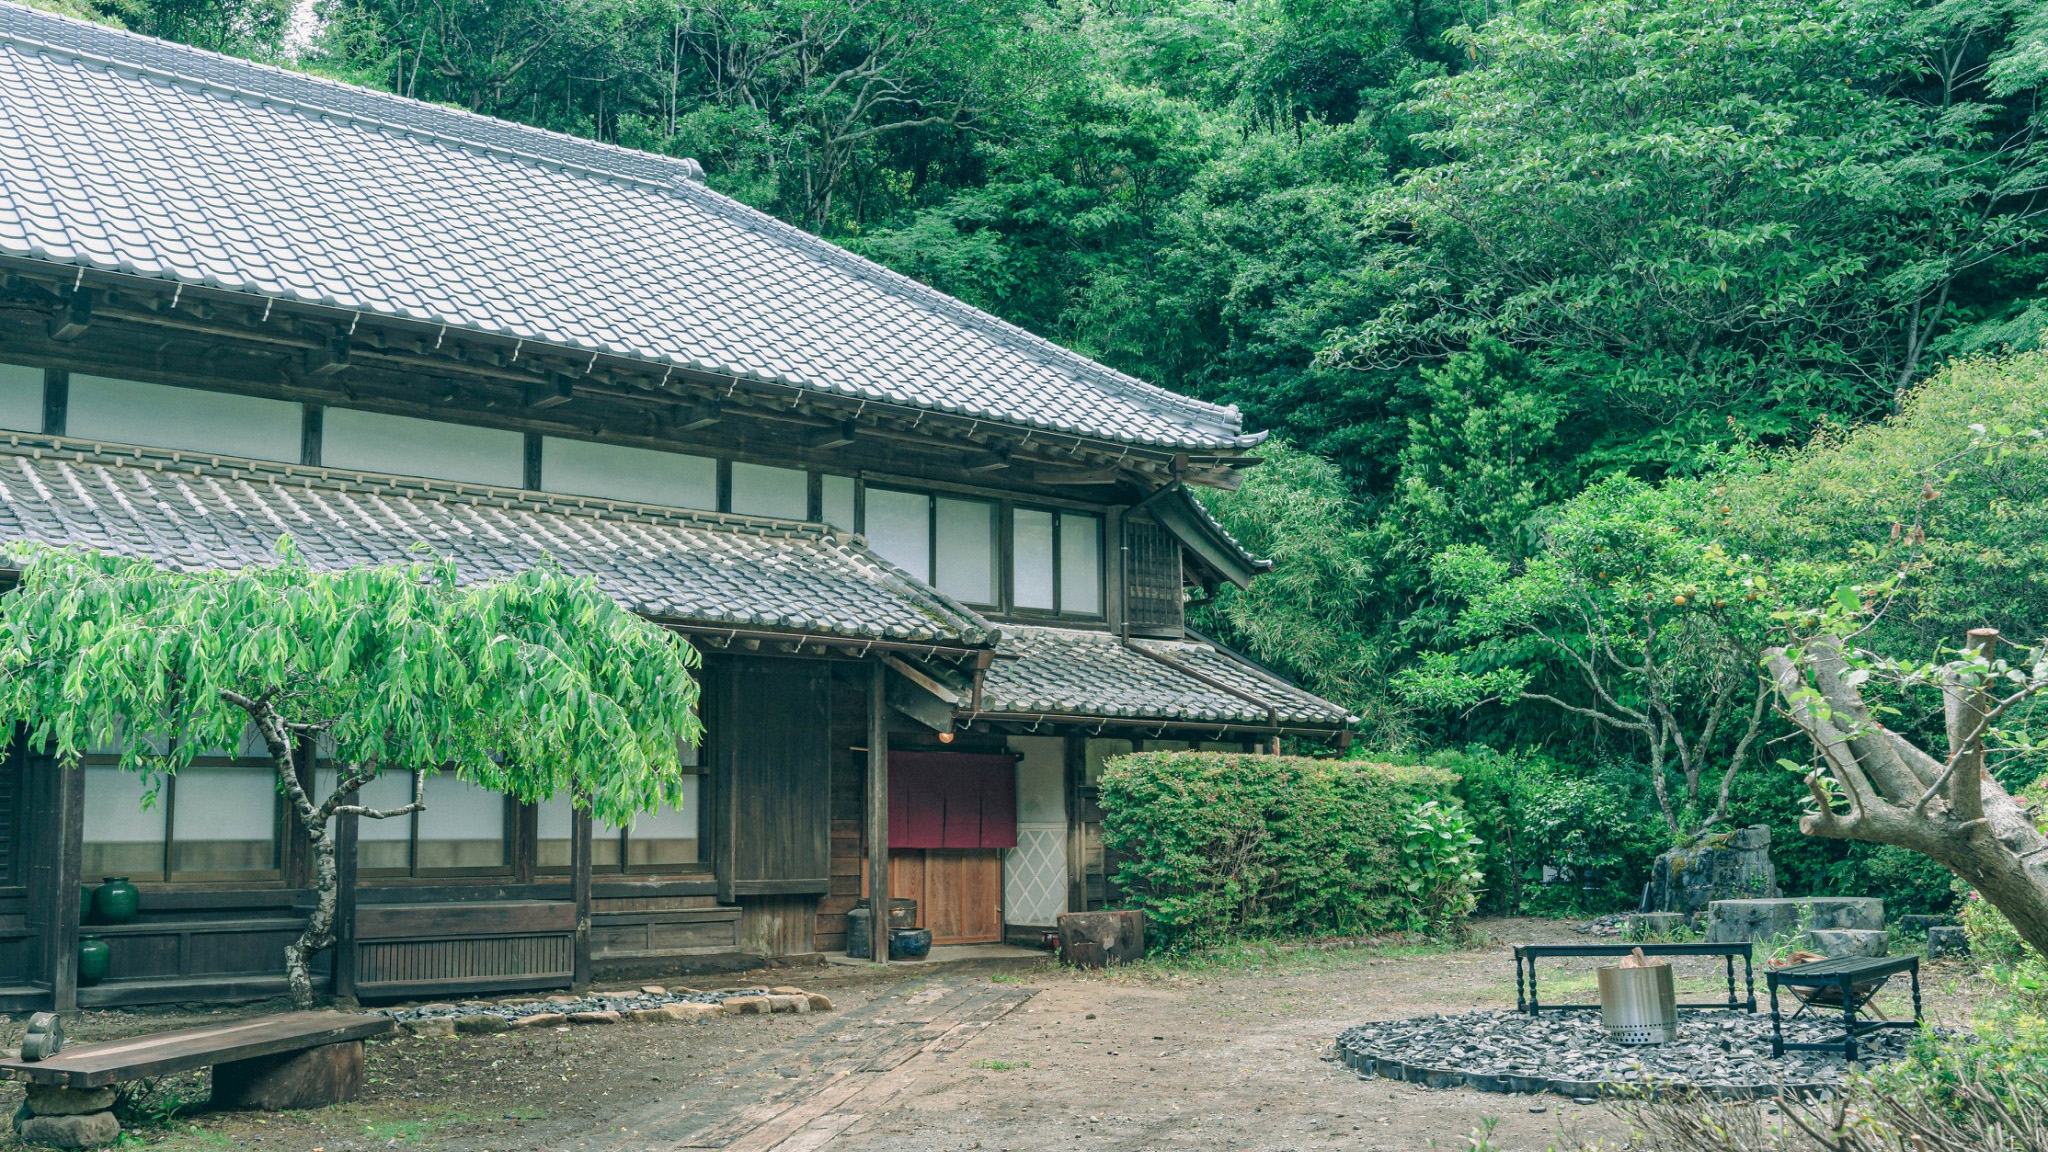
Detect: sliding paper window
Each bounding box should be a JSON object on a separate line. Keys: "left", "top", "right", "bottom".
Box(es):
{"left": 864, "top": 488, "right": 997, "bottom": 606}
{"left": 333, "top": 770, "right": 511, "bottom": 876}
{"left": 535, "top": 776, "right": 703, "bottom": 871}
{"left": 1012, "top": 509, "right": 1102, "bottom": 616}
{"left": 82, "top": 760, "right": 282, "bottom": 882}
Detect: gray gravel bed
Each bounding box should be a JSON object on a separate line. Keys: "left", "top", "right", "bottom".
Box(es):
{"left": 1335, "top": 1009, "right": 1929, "bottom": 1100}
{"left": 386, "top": 987, "right": 770, "bottom": 1022}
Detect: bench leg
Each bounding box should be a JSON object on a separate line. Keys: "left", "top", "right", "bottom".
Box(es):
{"left": 1840, "top": 976, "right": 1858, "bottom": 1064}
{"left": 1768, "top": 978, "right": 1784, "bottom": 1057}
{"left": 212, "top": 1040, "right": 365, "bottom": 1111}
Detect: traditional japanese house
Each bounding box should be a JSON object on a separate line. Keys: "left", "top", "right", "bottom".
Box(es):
{"left": 0, "top": 2, "right": 1355, "bottom": 1012}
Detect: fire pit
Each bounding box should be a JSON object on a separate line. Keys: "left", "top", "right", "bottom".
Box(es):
{"left": 1598, "top": 950, "right": 1677, "bottom": 1045}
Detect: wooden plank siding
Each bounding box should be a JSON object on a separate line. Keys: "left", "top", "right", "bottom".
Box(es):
{"left": 712, "top": 657, "right": 833, "bottom": 901}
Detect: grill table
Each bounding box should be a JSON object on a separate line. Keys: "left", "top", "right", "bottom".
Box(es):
{"left": 1513, "top": 942, "right": 1755, "bottom": 1015}
{"left": 1767, "top": 955, "right": 1921, "bottom": 1062}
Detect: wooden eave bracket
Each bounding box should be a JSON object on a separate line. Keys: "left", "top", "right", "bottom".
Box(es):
{"left": 524, "top": 374, "right": 575, "bottom": 409}
{"left": 47, "top": 290, "right": 91, "bottom": 342}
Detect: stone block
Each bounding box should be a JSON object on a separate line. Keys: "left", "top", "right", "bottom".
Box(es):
{"left": 1927, "top": 926, "right": 1971, "bottom": 959}
{"left": 661, "top": 1003, "right": 721, "bottom": 1023}
{"left": 627, "top": 1008, "right": 672, "bottom": 1023}
{"left": 723, "top": 996, "right": 770, "bottom": 1015}
{"left": 23, "top": 1087, "right": 115, "bottom": 1117}
{"left": 764, "top": 994, "right": 810, "bottom": 1014}
{"left": 512, "top": 1012, "right": 567, "bottom": 1030}
{"left": 1805, "top": 929, "right": 1889, "bottom": 958}
{"left": 1626, "top": 913, "right": 1687, "bottom": 938}
{"left": 769, "top": 986, "right": 806, "bottom": 995}
{"left": 212, "top": 1041, "right": 366, "bottom": 1111}
{"left": 569, "top": 1010, "right": 621, "bottom": 1025}
{"left": 805, "top": 993, "right": 835, "bottom": 1013}
{"left": 16, "top": 1110, "right": 118, "bottom": 1148}
{"left": 401, "top": 1017, "right": 455, "bottom": 1039}
{"left": 1648, "top": 826, "right": 1779, "bottom": 915}
{"left": 1057, "top": 910, "right": 1146, "bottom": 968}
{"left": 640, "top": 985, "right": 668, "bottom": 997}
{"left": 1704, "top": 898, "right": 1884, "bottom": 943}
{"left": 545, "top": 994, "right": 581, "bottom": 1005}
{"left": 454, "top": 1014, "right": 511, "bottom": 1035}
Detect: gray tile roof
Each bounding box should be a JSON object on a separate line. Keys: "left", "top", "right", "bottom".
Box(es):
{"left": 0, "top": 433, "right": 995, "bottom": 646}
{"left": 0, "top": 2, "right": 1252, "bottom": 452}
{"left": 976, "top": 625, "right": 1355, "bottom": 729}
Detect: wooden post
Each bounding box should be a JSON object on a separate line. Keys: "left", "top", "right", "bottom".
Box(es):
{"left": 867, "top": 660, "right": 890, "bottom": 964}
{"left": 49, "top": 759, "right": 83, "bottom": 1013}
{"left": 1064, "top": 734, "right": 1086, "bottom": 917}
{"left": 571, "top": 803, "right": 593, "bottom": 988}
{"left": 331, "top": 809, "right": 358, "bottom": 1004}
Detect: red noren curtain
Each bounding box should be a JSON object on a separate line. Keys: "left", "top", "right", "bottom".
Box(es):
{"left": 887, "top": 752, "right": 1018, "bottom": 850}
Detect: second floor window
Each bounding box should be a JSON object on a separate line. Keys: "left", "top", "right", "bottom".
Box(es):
{"left": 1012, "top": 508, "right": 1102, "bottom": 616}
{"left": 865, "top": 488, "right": 997, "bottom": 606}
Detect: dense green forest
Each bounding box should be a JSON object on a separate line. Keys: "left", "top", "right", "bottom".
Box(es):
{"left": 47, "top": 0, "right": 2048, "bottom": 913}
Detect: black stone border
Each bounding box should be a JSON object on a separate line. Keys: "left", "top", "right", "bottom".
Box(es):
{"left": 1333, "top": 1036, "right": 1831, "bottom": 1102}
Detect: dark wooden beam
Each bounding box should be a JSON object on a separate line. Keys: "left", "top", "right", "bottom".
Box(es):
{"left": 41, "top": 368, "right": 66, "bottom": 437}
{"left": 331, "top": 809, "right": 359, "bottom": 1005}
{"left": 804, "top": 419, "right": 857, "bottom": 450}
{"left": 866, "top": 660, "right": 890, "bottom": 966}
{"left": 676, "top": 402, "right": 721, "bottom": 431}
{"left": 47, "top": 290, "right": 92, "bottom": 343}
{"left": 50, "top": 758, "right": 83, "bottom": 1013}
{"left": 570, "top": 802, "right": 593, "bottom": 989}
{"left": 524, "top": 374, "right": 575, "bottom": 410}
{"left": 962, "top": 447, "right": 1011, "bottom": 473}
{"left": 304, "top": 334, "right": 350, "bottom": 377}
{"left": 1030, "top": 466, "right": 1121, "bottom": 485}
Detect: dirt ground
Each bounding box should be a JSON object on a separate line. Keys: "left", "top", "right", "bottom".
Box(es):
{"left": 0, "top": 919, "right": 1991, "bottom": 1152}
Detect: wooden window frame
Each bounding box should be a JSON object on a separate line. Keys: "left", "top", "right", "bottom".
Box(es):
{"left": 1005, "top": 505, "right": 1105, "bottom": 621}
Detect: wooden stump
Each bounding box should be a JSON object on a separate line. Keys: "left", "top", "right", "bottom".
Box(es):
{"left": 1057, "top": 910, "right": 1145, "bottom": 968}
{"left": 211, "top": 1040, "right": 365, "bottom": 1110}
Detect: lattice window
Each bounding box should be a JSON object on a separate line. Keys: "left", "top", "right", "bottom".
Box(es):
{"left": 1123, "top": 519, "right": 1183, "bottom": 633}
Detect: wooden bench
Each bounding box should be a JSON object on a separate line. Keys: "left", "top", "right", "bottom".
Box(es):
{"left": 0, "top": 1010, "right": 393, "bottom": 1108}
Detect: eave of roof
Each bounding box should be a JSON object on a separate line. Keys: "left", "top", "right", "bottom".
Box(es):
{"left": 0, "top": 432, "right": 999, "bottom": 650}
{"left": 1138, "top": 484, "right": 1273, "bottom": 589}
{"left": 0, "top": 2, "right": 1261, "bottom": 457}
{"left": 972, "top": 625, "right": 1355, "bottom": 731}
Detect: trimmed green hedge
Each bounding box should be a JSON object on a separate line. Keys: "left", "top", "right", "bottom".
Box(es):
{"left": 1098, "top": 751, "right": 1473, "bottom": 948}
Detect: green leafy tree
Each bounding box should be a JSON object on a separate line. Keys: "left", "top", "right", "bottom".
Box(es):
{"left": 0, "top": 543, "right": 701, "bottom": 1007}
{"left": 1333, "top": 0, "right": 2048, "bottom": 474}
{"left": 1402, "top": 476, "right": 1834, "bottom": 842}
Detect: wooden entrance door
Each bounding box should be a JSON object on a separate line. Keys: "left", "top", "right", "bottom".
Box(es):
{"left": 889, "top": 850, "right": 1002, "bottom": 944}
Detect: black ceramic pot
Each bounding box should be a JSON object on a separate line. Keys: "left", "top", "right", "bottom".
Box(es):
{"left": 888, "top": 927, "right": 932, "bottom": 961}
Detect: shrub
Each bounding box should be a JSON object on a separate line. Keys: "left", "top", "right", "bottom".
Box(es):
{"left": 1438, "top": 746, "right": 1664, "bottom": 916}
{"left": 1097, "top": 751, "right": 1464, "bottom": 948}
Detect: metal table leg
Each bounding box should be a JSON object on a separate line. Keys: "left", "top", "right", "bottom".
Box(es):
{"left": 1840, "top": 974, "right": 1859, "bottom": 1063}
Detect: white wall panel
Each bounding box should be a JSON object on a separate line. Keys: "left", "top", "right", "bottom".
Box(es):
{"left": 322, "top": 408, "right": 522, "bottom": 487}
{"left": 542, "top": 436, "right": 715, "bottom": 509}
{"left": 0, "top": 363, "right": 40, "bottom": 431}
{"left": 730, "top": 461, "right": 808, "bottom": 519}
{"left": 69, "top": 375, "right": 301, "bottom": 461}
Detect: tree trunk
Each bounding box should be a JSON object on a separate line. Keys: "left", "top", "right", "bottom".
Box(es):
{"left": 284, "top": 822, "right": 339, "bottom": 1009}
{"left": 1766, "top": 631, "right": 2048, "bottom": 956}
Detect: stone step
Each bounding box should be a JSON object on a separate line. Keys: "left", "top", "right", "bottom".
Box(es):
{"left": 1704, "top": 897, "right": 1884, "bottom": 943}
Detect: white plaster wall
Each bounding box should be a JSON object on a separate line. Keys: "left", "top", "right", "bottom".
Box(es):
{"left": 1006, "top": 735, "right": 1069, "bottom": 926}
{"left": 542, "top": 435, "right": 716, "bottom": 509}
{"left": 69, "top": 375, "right": 302, "bottom": 461}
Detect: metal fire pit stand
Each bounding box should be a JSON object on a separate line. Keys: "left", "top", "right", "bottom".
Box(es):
{"left": 1513, "top": 942, "right": 1756, "bottom": 1015}
{"left": 1767, "top": 955, "right": 1921, "bottom": 1063}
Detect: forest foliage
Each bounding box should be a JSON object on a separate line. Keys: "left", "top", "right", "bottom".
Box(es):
{"left": 53, "top": 0, "right": 2048, "bottom": 913}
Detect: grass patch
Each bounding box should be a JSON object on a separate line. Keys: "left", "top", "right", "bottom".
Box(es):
{"left": 1110, "top": 934, "right": 1456, "bottom": 978}
{"left": 974, "top": 1058, "right": 1030, "bottom": 1071}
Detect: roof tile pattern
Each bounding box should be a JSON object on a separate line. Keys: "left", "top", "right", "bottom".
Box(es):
{"left": 979, "top": 626, "right": 1354, "bottom": 728}
{"left": 0, "top": 434, "right": 994, "bottom": 646}
{"left": 0, "top": 3, "right": 1248, "bottom": 450}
